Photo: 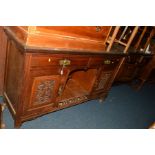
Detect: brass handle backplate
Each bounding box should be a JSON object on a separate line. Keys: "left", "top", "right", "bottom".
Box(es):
{"left": 104, "top": 60, "right": 111, "bottom": 64}
{"left": 59, "top": 59, "right": 71, "bottom": 67}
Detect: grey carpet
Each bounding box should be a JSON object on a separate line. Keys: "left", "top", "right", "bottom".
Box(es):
{"left": 0, "top": 84, "right": 155, "bottom": 129}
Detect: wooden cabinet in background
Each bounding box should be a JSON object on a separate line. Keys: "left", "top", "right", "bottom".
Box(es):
{"left": 115, "top": 53, "right": 152, "bottom": 83}
{"left": 3, "top": 26, "right": 124, "bottom": 128}
{"left": 135, "top": 55, "right": 155, "bottom": 89}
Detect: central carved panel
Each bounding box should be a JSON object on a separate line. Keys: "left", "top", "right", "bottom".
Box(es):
{"left": 96, "top": 72, "right": 111, "bottom": 90}
{"left": 34, "top": 80, "right": 55, "bottom": 104}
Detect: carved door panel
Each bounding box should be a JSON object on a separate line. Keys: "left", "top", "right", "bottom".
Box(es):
{"left": 24, "top": 68, "right": 63, "bottom": 113}
{"left": 95, "top": 70, "right": 113, "bottom": 92}
{"left": 30, "top": 75, "right": 60, "bottom": 106}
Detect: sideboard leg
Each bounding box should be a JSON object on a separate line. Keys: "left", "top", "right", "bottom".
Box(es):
{"left": 0, "top": 104, "right": 2, "bottom": 129}
{"left": 14, "top": 119, "right": 22, "bottom": 129}
{"left": 98, "top": 94, "right": 108, "bottom": 103}
{"left": 0, "top": 103, "right": 6, "bottom": 129}
{"left": 99, "top": 98, "right": 104, "bottom": 103}
{"left": 99, "top": 97, "right": 106, "bottom": 103}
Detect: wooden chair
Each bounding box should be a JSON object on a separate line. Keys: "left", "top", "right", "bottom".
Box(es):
{"left": 134, "top": 27, "right": 155, "bottom": 64}
{"left": 106, "top": 26, "right": 139, "bottom": 53}
{"left": 106, "top": 26, "right": 155, "bottom": 89}
{"left": 105, "top": 26, "right": 139, "bottom": 81}
{"left": 133, "top": 27, "right": 155, "bottom": 90}
{"left": 106, "top": 26, "right": 155, "bottom": 53}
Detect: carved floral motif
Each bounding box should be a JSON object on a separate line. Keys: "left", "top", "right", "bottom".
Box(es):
{"left": 34, "top": 80, "right": 55, "bottom": 104}
{"left": 59, "top": 96, "right": 87, "bottom": 107}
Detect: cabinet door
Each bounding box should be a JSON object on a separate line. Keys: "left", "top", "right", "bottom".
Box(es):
{"left": 30, "top": 75, "right": 60, "bottom": 106}
{"left": 24, "top": 68, "right": 62, "bottom": 113}
{"left": 95, "top": 70, "right": 113, "bottom": 92}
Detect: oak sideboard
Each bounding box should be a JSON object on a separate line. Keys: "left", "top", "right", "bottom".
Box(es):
{"left": 3, "top": 26, "right": 125, "bottom": 128}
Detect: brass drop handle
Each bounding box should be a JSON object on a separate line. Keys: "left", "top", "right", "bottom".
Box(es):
{"left": 104, "top": 60, "right": 111, "bottom": 64}
{"left": 59, "top": 59, "right": 71, "bottom": 75}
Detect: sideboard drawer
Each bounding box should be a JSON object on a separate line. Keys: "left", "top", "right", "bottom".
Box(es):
{"left": 31, "top": 55, "right": 90, "bottom": 67}
{"left": 89, "top": 57, "right": 104, "bottom": 66}
{"left": 89, "top": 56, "right": 120, "bottom": 69}
{"left": 31, "top": 55, "right": 62, "bottom": 67}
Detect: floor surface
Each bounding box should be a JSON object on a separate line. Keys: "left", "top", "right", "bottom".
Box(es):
{"left": 0, "top": 84, "right": 155, "bottom": 129}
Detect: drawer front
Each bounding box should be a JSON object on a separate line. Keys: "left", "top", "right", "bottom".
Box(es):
{"left": 89, "top": 57, "right": 104, "bottom": 66}
{"left": 31, "top": 54, "right": 90, "bottom": 67}
{"left": 89, "top": 56, "right": 120, "bottom": 69}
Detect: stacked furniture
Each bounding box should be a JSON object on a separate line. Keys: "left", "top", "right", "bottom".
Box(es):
{"left": 106, "top": 27, "right": 155, "bottom": 84}
{"left": 135, "top": 55, "right": 155, "bottom": 90}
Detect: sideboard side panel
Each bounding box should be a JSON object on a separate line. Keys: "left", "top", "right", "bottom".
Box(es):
{"left": 0, "top": 27, "right": 7, "bottom": 95}
{"left": 4, "top": 39, "right": 25, "bottom": 112}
